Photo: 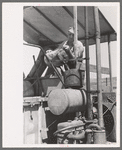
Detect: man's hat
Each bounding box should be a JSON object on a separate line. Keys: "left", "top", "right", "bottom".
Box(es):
{"left": 68, "top": 27, "right": 74, "bottom": 34}
{"left": 68, "top": 27, "right": 79, "bottom": 34}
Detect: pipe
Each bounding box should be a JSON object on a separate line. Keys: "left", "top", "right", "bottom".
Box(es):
{"left": 85, "top": 129, "right": 92, "bottom": 144}
{"left": 33, "top": 55, "right": 45, "bottom": 96}
{"left": 84, "top": 119, "right": 98, "bottom": 125}
{"left": 38, "top": 100, "right": 43, "bottom": 144}
{"left": 67, "top": 131, "right": 85, "bottom": 140}
{"left": 85, "top": 7, "right": 92, "bottom": 120}
{"left": 108, "top": 34, "right": 113, "bottom": 92}
{"left": 87, "top": 123, "right": 102, "bottom": 131}
{"left": 73, "top": 6, "right": 78, "bottom": 58}
{"left": 54, "top": 123, "right": 85, "bottom": 136}
{"left": 94, "top": 7, "right": 104, "bottom": 128}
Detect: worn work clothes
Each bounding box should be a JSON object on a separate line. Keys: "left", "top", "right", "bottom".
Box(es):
{"left": 57, "top": 49, "right": 69, "bottom": 62}
{"left": 60, "top": 40, "right": 84, "bottom": 69}
{"left": 44, "top": 40, "right": 84, "bottom": 69}
{"left": 62, "top": 40, "right": 84, "bottom": 58}
{"left": 44, "top": 49, "right": 62, "bottom": 67}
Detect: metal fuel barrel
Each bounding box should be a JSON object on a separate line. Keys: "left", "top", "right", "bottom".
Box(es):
{"left": 47, "top": 89, "right": 87, "bottom": 115}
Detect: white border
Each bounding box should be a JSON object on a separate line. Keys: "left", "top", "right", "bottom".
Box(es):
{"left": 2, "top": 2, "right": 120, "bottom": 148}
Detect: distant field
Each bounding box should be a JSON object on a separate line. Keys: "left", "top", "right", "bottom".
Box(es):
{"left": 84, "top": 77, "right": 117, "bottom": 93}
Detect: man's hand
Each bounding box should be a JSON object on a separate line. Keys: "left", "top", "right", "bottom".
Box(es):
{"left": 63, "top": 44, "right": 75, "bottom": 59}
{"left": 63, "top": 45, "right": 70, "bottom": 53}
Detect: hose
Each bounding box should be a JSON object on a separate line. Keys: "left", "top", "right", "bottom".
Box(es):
{"left": 53, "top": 123, "right": 85, "bottom": 136}
{"left": 86, "top": 123, "right": 102, "bottom": 131}
{"left": 67, "top": 130, "right": 85, "bottom": 140}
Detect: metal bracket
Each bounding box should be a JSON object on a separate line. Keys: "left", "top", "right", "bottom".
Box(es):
{"left": 87, "top": 90, "right": 100, "bottom": 94}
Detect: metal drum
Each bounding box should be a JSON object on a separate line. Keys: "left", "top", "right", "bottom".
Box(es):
{"left": 47, "top": 89, "right": 87, "bottom": 115}
{"left": 93, "top": 130, "right": 106, "bottom": 144}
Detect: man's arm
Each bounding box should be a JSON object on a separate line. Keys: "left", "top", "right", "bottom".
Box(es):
{"left": 63, "top": 45, "right": 75, "bottom": 59}
{"left": 75, "top": 41, "right": 84, "bottom": 58}
{"left": 64, "top": 41, "right": 84, "bottom": 59}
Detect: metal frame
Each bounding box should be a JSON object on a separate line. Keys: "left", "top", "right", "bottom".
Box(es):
{"left": 24, "top": 19, "right": 55, "bottom": 44}
{"left": 108, "top": 34, "right": 113, "bottom": 92}
{"left": 94, "top": 6, "right": 104, "bottom": 127}
{"left": 85, "top": 7, "right": 92, "bottom": 120}
{"left": 33, "top": 6, "right": 68, "bottom": 38}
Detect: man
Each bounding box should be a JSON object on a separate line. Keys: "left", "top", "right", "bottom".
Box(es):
{"left": 44, "top": 27, "right": 84, "bottom": 69}
{"left": 58, "top": 27, "right": 84, "bottom": 69}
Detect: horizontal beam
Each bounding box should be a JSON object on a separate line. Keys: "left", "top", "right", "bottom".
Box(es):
{"left": 46, "top": 31, "right": 116, "bottom": 47}
{"left": 90, "top": 64, "right": 109, "bottom": 74}
{"left": 82, "top": 63, "right": 109, "bottom": 74}
{"left": 23, "top": 6, "right": 31, "bottom": 9}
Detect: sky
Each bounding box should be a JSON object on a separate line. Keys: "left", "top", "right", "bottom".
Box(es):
{"left": 98, "top": 6, "right": 117, "bottom": 32}
{"left": 23, "top": 5, "right": 119, "bottom": 78}
{"left": 97, "top": 6, "right": 118, "bottom": 78}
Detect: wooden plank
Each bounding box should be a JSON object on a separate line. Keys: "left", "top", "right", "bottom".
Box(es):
{"left": 81, "top": 63, "right": 109, "bottom": 74}
{"left": 90, "top": 64, "right": 109, "bottom": 74}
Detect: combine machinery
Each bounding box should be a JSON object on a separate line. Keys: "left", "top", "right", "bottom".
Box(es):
{"left": 23, "top": 6, "right": 117, "bottom": 144}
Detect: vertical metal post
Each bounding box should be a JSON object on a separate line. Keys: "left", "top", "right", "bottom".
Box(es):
{"left": 38, "top": 100, "right": 43, "bottom": 144}
{"left": 85, "top": 7, "right": 92, "bottom": 120}
{"left": 73, "top": 6, "right": 78, "bottom": 58}
{"left": 23, "top": 108, "right": 25, "bottom": 144}
{"left": 73, "top": 6, "right": 80, "bottom": 118}
{"left": 94, "top": 7, "right": 104, "bottom": 127}
{"left": 108, "top": 34, "right": 113, "bottom": 92}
